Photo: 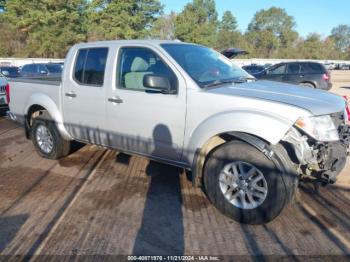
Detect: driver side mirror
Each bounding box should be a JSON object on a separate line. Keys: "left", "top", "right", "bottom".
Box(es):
{"left": 143, "top": 74, "right": 175, "bottom": 94}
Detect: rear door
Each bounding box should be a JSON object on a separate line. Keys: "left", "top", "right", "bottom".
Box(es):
{"left": 62, "top": 47, "right": 109, "bottom": 144}
{"left": 105, "top": 45, "right": 187, "bottom": 162}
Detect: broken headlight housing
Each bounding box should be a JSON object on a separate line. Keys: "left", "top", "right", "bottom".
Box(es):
{"left": 295, "top": 115, "right": 339, "bottom": 142}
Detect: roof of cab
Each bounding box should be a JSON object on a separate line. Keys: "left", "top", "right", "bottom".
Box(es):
{"left": 72, "top": 39, "right": 191, "bottom": 49}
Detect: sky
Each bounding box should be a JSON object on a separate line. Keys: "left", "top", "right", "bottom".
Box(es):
{"left": 161, "top": 0, "right": 350, "bottom": 37}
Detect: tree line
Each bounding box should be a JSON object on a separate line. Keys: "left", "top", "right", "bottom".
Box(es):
{"left": 0, "top": 0, "right": 349, "bottom": 60}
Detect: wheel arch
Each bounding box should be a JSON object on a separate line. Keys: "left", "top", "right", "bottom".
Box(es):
{"left": 25, "top": 94, "right": 72, "bottom": 140}
{"left": 191, "top": 131, "right": 274, "bottom": 187}
{"left": 191, "top": 131, "right": 298, "bottom": 192}
{"left": 299, "top": 81, "right": 316, "bottom": 88}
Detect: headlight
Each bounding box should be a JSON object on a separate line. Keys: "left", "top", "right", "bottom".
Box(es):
{"left": 295, "top": 115, "right": 339, "bottom": 142}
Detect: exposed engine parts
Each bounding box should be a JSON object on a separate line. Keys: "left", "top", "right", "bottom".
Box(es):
{"left": 283, "top": 125, "right": 349, "bottom": 185}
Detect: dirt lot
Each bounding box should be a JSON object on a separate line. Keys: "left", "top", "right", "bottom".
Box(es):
{"left": 0, "top": 71, "right": 350, "bottom": 259}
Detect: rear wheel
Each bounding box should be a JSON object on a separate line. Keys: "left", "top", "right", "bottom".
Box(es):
{"left": 203, "top": 140, "right": 295, "bottom": 224}
{"left": 299, "top": 82, "right": 315, "bottom": 88}
{"left": 31, "top": 118, "right": 71, "bottom": 159}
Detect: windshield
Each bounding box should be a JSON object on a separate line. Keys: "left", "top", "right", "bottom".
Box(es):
{"left": 46, "top": 64, "right": 63, "bottom": 73}
{"left": 161, "top": 44, "right": 252, "bottom": 87}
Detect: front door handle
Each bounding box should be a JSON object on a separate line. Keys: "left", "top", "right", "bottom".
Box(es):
{"left": 65, "top": 92, "right": 77, "bottom": 98}
{"left": 108, "top": 97, "right": 123, "bottom": 104}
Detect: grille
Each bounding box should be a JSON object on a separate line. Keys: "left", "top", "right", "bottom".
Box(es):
{"left": 0, "top": 85, "right": 5, "bottom": 94}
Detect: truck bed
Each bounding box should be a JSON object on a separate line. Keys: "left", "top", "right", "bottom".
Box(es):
{"left": 8, "top": 76, "right": 62, "bottom": 125}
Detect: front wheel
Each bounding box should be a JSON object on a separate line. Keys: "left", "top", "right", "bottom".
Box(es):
{"left": 203, "top": 140, "right": 295, "bottom": 224}
{"left": 31, "top": 118, "right": 71, "bottom": 160}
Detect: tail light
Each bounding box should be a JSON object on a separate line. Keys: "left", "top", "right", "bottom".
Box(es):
{"left": 343, "top": 96, "right": 350, "bottom": 122}
{"left": 323, "top": 73, "right": 330, "bottom": 81}
{"left": 5, "top": 83, "right": 10, "bottom": 104}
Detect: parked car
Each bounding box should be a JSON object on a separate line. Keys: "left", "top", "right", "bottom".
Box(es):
{"left": 0, "top": 66, "right": 21, "bottom": 78}
{"left": 6, "top": 40, "right": 350, "bottom": 224}
{"left": 0, "top": 74, "right": 9, "bottom": 109}
{"left": 324, "top": 62, "right": 336, "bottom": 70}
{"left": 242, "top": 64, "right": 265, "bottom": 75}
{"left": 339, "top": 63, "right": 350, "bottom": 70}
{"left": 20, "top": 63, "right": 63, "bottom": 78}
{"left": 255, "top": 61, "right": 332, "bottom": 90}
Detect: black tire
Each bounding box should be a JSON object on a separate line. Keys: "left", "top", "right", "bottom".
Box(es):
{"left": 299, "top": 82, "right": 315, "bottom": 88}
{"left": 31, "top": 118, "right": 71, "bottom": 160}
{"left": 203, "top": 140, "right": 295, "bottom": 224}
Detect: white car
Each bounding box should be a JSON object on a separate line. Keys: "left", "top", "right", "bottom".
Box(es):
{"left": 0, "top": 74, "right": 8, "bottom": 109}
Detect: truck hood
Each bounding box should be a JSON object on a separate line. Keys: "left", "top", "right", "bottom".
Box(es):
{"left": 208, "top": 80, "right": 345, "bottom": 116}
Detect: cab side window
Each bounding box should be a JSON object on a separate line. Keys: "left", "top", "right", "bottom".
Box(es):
{"left": 117, "top": 47, "right": 177, "bottom": 92}
{"left": 74, "top": 48, "right": 108, "bottom": 86}
{"left": 22, "top": 64, "right": 35, "bottom": 74}
{"left": 269, "top": 64, "right": 286, "bottom": 75}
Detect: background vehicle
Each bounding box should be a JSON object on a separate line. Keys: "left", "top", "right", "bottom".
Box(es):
{"left": 339, "top": 63, "right": 350, "bottom": 70}
{"left": 0, "top": 74, "right": 8, "bottom": 110}
{"left": 6, "top": 40, "right": 349, "bottom": 224}
{"left": 20, "top": 63, "right": 63, "bottom": 78}
{"left": 0, "top": 66, "right": 21, "bottom": 78}
{"left": 242, "top": 64, "right": 265, "bottom": 75}
{"left": 255, "top": 61, "right": 332, "bottom": 90}
{"left": 324, "top": 62, "right": 336, "bottom": 70}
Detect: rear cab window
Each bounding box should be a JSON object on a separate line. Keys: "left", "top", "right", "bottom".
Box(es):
{"left": 73, "top": 47, "right": 108, "bottom": 86}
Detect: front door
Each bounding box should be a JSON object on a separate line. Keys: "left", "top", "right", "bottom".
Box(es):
{"left": 105, "top": 46, "right": 186, "bottom": 162}
{"left": 263, "top": 63, "right": 286, "bottom": 83}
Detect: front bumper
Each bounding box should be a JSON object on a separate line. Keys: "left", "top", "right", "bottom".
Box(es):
{"left": 315, "top": 139, "right": 348, "bottom": 183}
{"left": 283, "top": 121, "right": 349, "bottom": 184}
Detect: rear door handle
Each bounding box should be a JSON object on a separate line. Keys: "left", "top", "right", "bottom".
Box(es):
{"left": 65, "top": 92, "right": 77, "bottom": 98}
{"left": 108, "top": 97, "right": 123, "bottom": 104}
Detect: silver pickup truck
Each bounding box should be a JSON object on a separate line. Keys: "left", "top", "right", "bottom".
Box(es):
{"left": 6, "top": 40, "right": 350, "bottom": 224}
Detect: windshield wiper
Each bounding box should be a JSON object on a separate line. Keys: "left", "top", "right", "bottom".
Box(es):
{"left": 203, "top": 77, "right": 256, "bottom": 88}
{"left": 203, "top": 80, "right": 235, "bottom": 88}
{"left": 236, "top": 76, "right": 256, "bottom": 82}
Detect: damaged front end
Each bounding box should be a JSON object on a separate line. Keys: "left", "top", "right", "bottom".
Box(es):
{"left": 282, "top": 111, "right": 350, "bottom": 185}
